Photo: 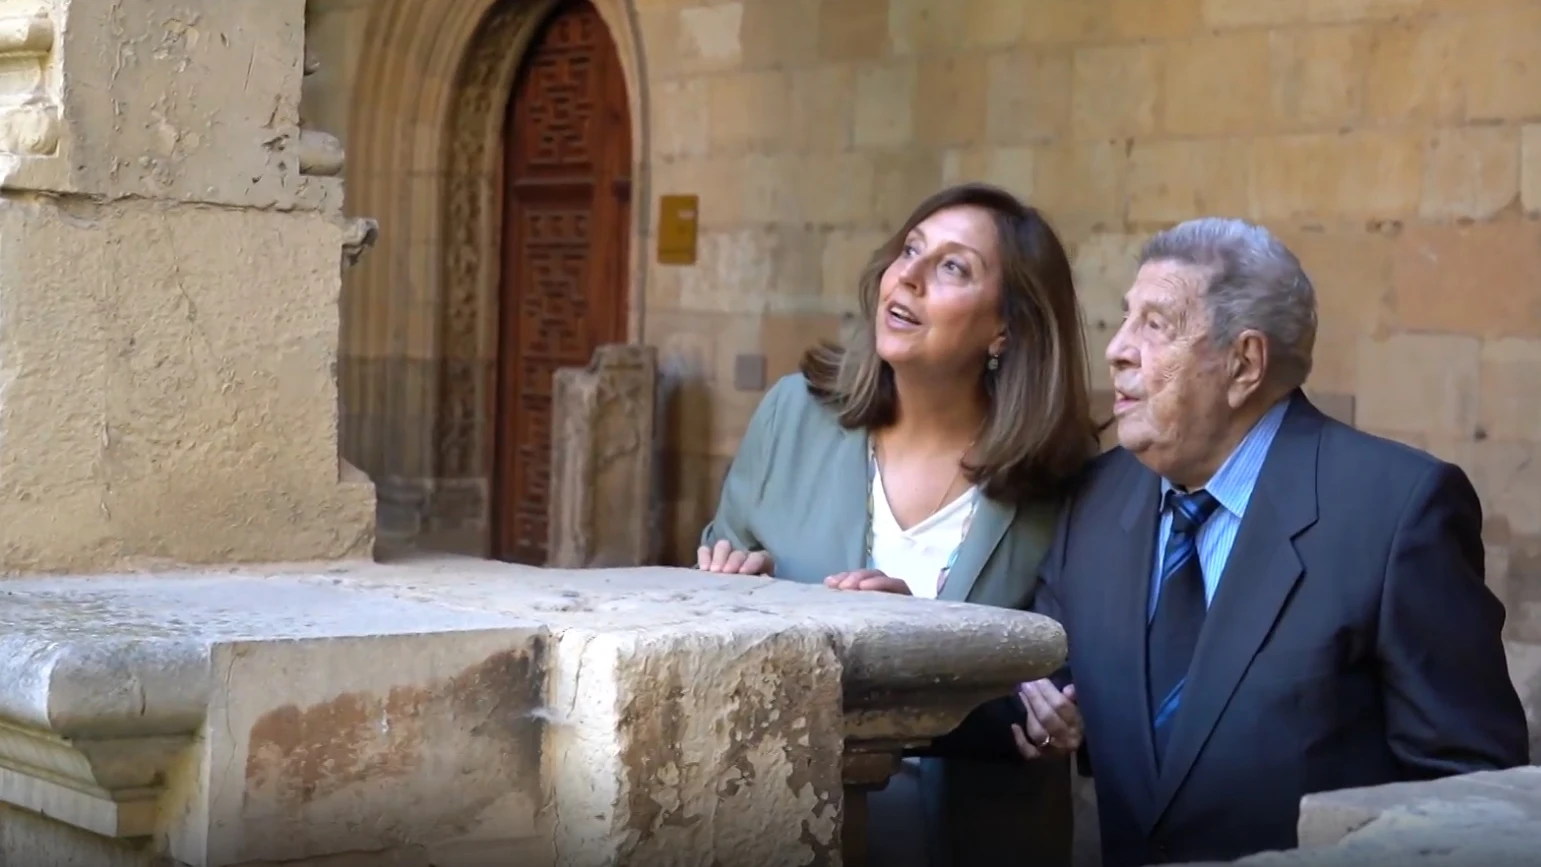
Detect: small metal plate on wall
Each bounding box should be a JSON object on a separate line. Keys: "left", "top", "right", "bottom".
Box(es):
{"left": 656, "top": 194, "right": 699, "bottom": 266}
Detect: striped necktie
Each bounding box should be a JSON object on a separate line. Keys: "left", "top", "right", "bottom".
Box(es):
{"left": 1147, "top": 488, "right": 1221, "bottom": 767}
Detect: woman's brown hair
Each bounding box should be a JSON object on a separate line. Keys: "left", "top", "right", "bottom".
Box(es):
{"left": 800, "top": 182, "right": 1098, "bottom": 502}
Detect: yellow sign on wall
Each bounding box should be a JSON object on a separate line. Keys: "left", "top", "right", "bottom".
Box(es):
{"left": 656, "top": 195, "right": 699, "bottom": 266}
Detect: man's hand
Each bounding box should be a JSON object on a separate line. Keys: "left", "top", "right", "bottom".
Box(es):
{"left": 1011, "top": 679, "right": 1083, "bottom": 760}
{"left": 824, "top": 569, "right": 913, "bottom": 595}
{"left": 697, "top": 540, "right": 774, "bottom": 575}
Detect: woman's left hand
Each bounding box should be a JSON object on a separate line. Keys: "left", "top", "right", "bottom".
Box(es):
{"left": 823, "top": 569, "right": 913, "bottom": 595}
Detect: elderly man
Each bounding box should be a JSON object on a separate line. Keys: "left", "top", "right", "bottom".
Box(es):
{"left": 1015, "top": 218, "right": 1529, "bottom": 866}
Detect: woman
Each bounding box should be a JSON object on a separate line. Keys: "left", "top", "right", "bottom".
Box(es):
{"left": 697, "top": 183, "right": 1098, "bottom": 865}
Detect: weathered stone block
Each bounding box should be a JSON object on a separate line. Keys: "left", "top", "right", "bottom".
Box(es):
{"left": 1070, "top": 44, "right": 1162, "bottom": 140}
{"left": 1464, "top": 440, "right": 1541, "bottom": 540}
{"left": 888, "top": 0, "right": 967, "bottom": 56}
{"left": 1267, "top": 25, "right": 1369, "bottom": 130}
{"left": 854, "top": 62, "right": 918, "bottom": 148}
{"left": 1421, "top": 126, "right": 1521, "bottom": 220}
{"left": 1127, "top": 139, "right": 1250, "bottom": 225}
{"left": 1461, "top": 6, "right": 1541, "bottom": 121}
{"left": 1162, "top": 33, "right": 1271, "bottom": 137}
{"left": 1391, "top": 222, "right": 1541, "bottom": 338}
{"left": 548, "top": 345, "right": 660, "bottom": 569}
{"left": 960, "top": 0, "right": 1032, "bottom": 47}
{"left": 1109, "top": 0, "right": 1202, "bottom": 39}
{"left": 788, "top": 65, "right": 858, "bottom": 152}
{"left": 1364, "top": 19, "right": 1465, "bottom": 125}
{"left": 1522, "top": 125, "right": 1541, "bottom": 215}
{"left": 1276, "top": 228, "right": 1395, "bottom": 331}
{"left": 1355, "top": 333, "right": 1480, "bottom": 439}
{"left": 941, "top": 145, "right": 1035, "bottom": 199}
{"left": 0, "top": 0, "right": 332, "bottom": 210}
{"left": 707, "top": 70, "right": 791, "bottom": 152}
{"left": 1479, "top": 338, "right": 1541, "bottom": 442}
{"left": 1204, "top": 0, "right": 1419, "bottom": 29}
{"left": 871, "top": 151, "right": 945, "bottom": 229}
{"left": 912, "top": 56, "right": 988, "bottom": 147}
{"left": 816, "top": 0, "right": 888, "bottom": 63}
{"left": 1033, "top": 140, "right": 1129, "bottom": 228}
{"left": 1072, "top": 233, "right": 1145, "bottom": 388}
{"left": 1249, "top": 132, "right": 1422, "bottom": 221}
{"left": 740, "top": 0, "right": 819, "bottom": 69}
{"left": 1296, "top": 766, "right": 1541, "bottom": 859}
{"left": 0, "top": 198, "right": 371, "bottom": 572}
{"left": 676, "top": 2, "right": 745, "bottom": 71}
{"left": 1015, "top": 0, "right": 1111, "bottom": 43}
{"left": 761, "top": 313, "right": 844, "bottom": 382}
{"left": 651, "top": 78, "right": 711, "bottom": 159}
{"left": 986, "top": 48, "right": 1072, "bottom": 145}
{"left": 798, "top": 153, "right": 878, "bottom": 225}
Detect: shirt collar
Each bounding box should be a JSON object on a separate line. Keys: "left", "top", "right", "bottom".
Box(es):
{"left": 1160, "top": 394, "right": 1292, "bottom": 520}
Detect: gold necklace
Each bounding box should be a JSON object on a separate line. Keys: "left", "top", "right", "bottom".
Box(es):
{"left": 876, "top": 436, "right": 977, "bottom": 519}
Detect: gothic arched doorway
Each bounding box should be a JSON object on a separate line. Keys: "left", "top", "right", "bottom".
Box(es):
{"left": 489, "top": 0, "right": 632, "bottom": 564}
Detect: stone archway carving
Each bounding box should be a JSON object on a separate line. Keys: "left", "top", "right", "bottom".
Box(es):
{"left": 342, "top": 0, "right": 647, "bottom": 553}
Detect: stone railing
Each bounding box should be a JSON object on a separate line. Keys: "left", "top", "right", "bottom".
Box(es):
{"left": 1171, "top": 766, "right": 1541, "bottom": 867}
{"left": 0, "top": 559, "right": 1065, "bottom": 867}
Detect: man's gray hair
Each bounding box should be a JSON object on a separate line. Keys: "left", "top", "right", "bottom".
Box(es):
{"left": 1139, "top": 218, "right": 1318, "bottom": 388}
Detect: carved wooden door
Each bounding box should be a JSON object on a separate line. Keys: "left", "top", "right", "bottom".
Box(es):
{"left": 493, "top": 0, "right": 631, "bottom": 565}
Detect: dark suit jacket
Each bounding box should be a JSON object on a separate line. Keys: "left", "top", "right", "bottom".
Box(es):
{"left": 1034, "top": 393, "right": 1529, "bottom": 867}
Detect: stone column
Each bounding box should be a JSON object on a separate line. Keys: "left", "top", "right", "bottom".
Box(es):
{"left": 0, "top": 0, "right": 373, "bottom": 573}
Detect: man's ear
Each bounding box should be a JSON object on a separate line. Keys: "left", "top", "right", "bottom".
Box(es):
{"left": 1227, "top": 330, "right": 1269, "bottom": 408}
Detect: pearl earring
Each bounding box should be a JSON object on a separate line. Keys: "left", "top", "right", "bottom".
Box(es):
{"left": 987, "top": 354, "right": 1000, "bottom": 371}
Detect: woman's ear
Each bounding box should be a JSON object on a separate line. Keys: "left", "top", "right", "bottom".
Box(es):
{"left": 988, "top": 332, "right": 1006, "bottom": 358}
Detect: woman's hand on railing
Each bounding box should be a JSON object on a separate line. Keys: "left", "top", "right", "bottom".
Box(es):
{"left": 823, "top": 569, "right": 912, "bottom": 595}
{"left": 696, "top": 539, "right": 774, "bottom": 575}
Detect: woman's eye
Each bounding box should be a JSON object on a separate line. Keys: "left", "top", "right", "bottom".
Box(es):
{"left": 901, "top": 244, "right": 919, "bottom": 257}
{"left": 942, "top": 260, "right": 967, "bottom": 277}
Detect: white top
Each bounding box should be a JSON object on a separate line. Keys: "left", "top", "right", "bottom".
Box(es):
{"left": 869, "top": 466, "right": 980, "bottom": 600}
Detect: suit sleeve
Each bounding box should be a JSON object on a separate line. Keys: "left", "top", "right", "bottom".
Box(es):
{"left": 1031, "top": 504, "right": 1074, "bottom": 690}
{"left": 1378, "top": 461, "right": 1531, "bottom": 777}
{"left": 698, "top": 379, "right": 787, "bottom": 555}
{"left": 1032, "top": 504, "right": 1093, "bottom": 777}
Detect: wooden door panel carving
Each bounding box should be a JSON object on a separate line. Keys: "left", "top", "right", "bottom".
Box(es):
{"left": 493, "top": 0, "right": 630, "bottom": 565}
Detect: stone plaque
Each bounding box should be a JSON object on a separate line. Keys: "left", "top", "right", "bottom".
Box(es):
{"left": 547, "top": 344, "right": 660, "bottom": 567}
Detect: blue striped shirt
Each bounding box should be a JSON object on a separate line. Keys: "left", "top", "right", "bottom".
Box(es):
{"left": 1148, "top": 396, "right": 1291, "bottom": 618}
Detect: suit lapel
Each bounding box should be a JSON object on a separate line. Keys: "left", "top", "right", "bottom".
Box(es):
{"left": 822, "top": 426, "right": 873, "bottom": 573}
{"left": 1113, "top": 465, "right": 1164, "bottom": 823}
{"left": 1150, "top": 396, "right": 1323, "bottom": 823}
{"left": 936, "top": 494, "right": 1016, "bottom": 603}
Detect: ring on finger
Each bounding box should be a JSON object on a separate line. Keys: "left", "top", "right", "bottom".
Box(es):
{"left": 1038, "top": 733, "right": 1053, "bottom": 749}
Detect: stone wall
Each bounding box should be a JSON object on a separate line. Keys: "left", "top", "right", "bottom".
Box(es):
{"left": 309, "top": 0, "right": 1541, "bottom": 583}
{"left": 0, "top": 0, "right": 374, "bottom": 573}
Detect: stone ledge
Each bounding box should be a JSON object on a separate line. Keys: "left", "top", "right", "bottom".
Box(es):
{"left": 0, "top": 558, "right": 1065, "bottom": 862}
{"left": 1175, "top": 766, "right": 1541, "bottom": 867}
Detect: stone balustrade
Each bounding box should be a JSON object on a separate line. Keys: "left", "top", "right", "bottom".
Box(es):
{"left": 1170, "top": 766, "right": 1541, "bottom": 867}
{"left": 0, "top": 558, "right": 1065, "bottom": 867}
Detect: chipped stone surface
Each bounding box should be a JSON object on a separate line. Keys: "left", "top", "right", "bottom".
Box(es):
{"left": 1165, "top": 768, "right": 1541, "bottom": 867}
{"left": 0, "top": 196, "right": 374, "bottom": 573}
{"left": 547, "top": 344, "right": 661, "bottom": 568}
{"left": 1, "top": 0, "right": 334, "bottom": 210}
{"left": 0, "top": 558, "right": 1066, "bottom": 866}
